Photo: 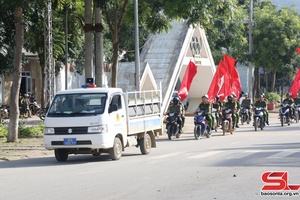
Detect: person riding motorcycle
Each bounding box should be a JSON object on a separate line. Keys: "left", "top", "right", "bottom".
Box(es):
{"left": 254, "top": 94, "right": 269, "bottom": 125}
{"left": 212, "top": 95, "right": 223, "bottom": 127}
{"left": 241, "top": 93, "right": 252, "bottom": 121}
{"left": 282, "top": 93, "right": 294, "bottom": 120}
{"left": 223, "top": 95, "right": 238, "bottom": 129}
{"left": 196, "top": 95, "right": 214, "bottom": 131}
{"left": 232, "top": 94, "right": 240, "bottom": 128}
{"left": 178, "top": 96, "right": 185, "bottom": 128}
{"left": 167, "top": 97, "right": 183, "bottom": 133}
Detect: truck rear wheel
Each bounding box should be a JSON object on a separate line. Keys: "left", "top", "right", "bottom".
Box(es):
{"left": 140, "top": 133, "right": 151, "bottom": 155}
{"left": 109, "top": 137, "right": 122, "bottom": 160}
{"left": 54, "top": 149, "right": 68, "bottom": 162}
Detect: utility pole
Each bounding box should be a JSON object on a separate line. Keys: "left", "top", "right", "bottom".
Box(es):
{"left": 84, "top": 0, "right": 93, "bottom": 82}
{"left": 65, "top": 6, "right": 68, "bottom": 90}
{"left": 45, "top": 0, "right": 54, "bottom": 105}
{"left": 95, "top": 3, "right": 104, "bottom": 87}
{"left": 134, "top": 0, "right": 140, "bottom": 91}
{"left": 248, "top": 0, "right": 254, "bottom": 102}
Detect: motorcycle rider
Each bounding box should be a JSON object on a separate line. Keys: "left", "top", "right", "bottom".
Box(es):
{"left": 178, "top": 96, "right": 185, "bottom": 128}
{"left": 232, "top": 94, "right": 240, "bottom": 128}
{"left": 223, "top": 95, "right": 237, "bottom": 129}
{"left": 21, "top": 94, "right": 31, "bottom": 118}
{"left": 282, "top": 93, "right": 294, "bottom": 120}
{"left": 254, "top": 94, "right": 269, "bottom": 125}
{"left": 196, "top": 95, "right": 214, "bottom": 131}
{"left": 212, "top": 95, "right": 223, "bottom": 127}
{"left": 241, "top": 93, "right": 252, "bottom": 121}
{"left": 294, "top": 93, "right": 300, "bottom": 105}
{"left": 167, "top": 97, "right": 183, "bottom": 133}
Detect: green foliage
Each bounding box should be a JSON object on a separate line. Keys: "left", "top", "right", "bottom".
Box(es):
{"left": 19, "top": 123, "right": 44, "bottom": 137}
{"left": 265, "top": 92, "right": 280, "bottom": 103}
{"left": 252, "top": 2, "right": 300, "bottom": 70}
{"left": 0, "top": 125, "right": 8, "bottom": 137}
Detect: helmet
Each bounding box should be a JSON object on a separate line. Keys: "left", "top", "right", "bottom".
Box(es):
{"left": 261, "top": 93, "right": 265, "bottom": 97}
{"left": 286, "top": 93, "right": 292, "bottom": 97}
{"left": 215, "top": 95, "right": 220, "bottom": 101}
{"left": 202, "top": 94, "right": 208, "bottom": 99}
{"left": 244, "top": 93, "right": 248, "bottom": 96}
{"left": 227, "top": 95, "right": 233, "bottom": 100}
{"left": 232, "top": 93, "right": 236, "bottom": 98}
{"left": 172, "top": 97, "right": 180, "bottom": 105}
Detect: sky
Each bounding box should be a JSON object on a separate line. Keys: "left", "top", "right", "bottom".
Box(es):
{"left": 271, "top": 0, "right": 300, "bottom": 12}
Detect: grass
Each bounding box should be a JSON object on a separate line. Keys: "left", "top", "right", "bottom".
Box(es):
{"left": 0, "top": 121, "right": 44, "bottom": 138}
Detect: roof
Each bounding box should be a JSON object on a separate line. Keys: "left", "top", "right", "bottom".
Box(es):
{"left": 55, "top": 87, "right": 123, "bottom": 95}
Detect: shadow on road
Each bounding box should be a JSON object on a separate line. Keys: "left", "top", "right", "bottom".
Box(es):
{"left": 0, "top": 153, "right": 143, "bottom": 169}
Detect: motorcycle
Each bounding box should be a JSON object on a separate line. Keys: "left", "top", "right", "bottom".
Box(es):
{"left": 253, "top": 107, "right": 265, "bottom": 131}
{"left": 20, "top": 104, "right": 31, "bottom": 118}
{"left": 294, "top": 104, "right": 300, "bottom": 123}
{"left": 193, "top": 110, "right": 210, "bottom": 140}
{"left": 29, "top": 101, "right": 41, "bottom": 115}
{"left": 279, "top": 103, "right": 291, "bottom": 126}
{"left": 166, "top": 112, "right": 180, "bottom": 140}
{"left": 36, "top": 106, "right": 49, "bottom": 121}
{"left": 221, "top": 108, "right": 233, "bottom": 136}
{"left": 239, "top": 106, "right": 251, "bottom": 125}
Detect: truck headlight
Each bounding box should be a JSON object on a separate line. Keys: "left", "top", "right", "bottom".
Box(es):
{"left": 88, "top": 125, "right": 107, "bottom": 133}
{"left": 44, "top": 127, "right": 55, "bottom": 135}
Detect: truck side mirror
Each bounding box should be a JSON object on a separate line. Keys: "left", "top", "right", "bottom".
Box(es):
{"left": 109, "top": 103, "right": 118, "bottom": 113}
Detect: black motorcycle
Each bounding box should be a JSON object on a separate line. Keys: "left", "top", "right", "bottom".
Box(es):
{"left": 279, "top": 103, "right": 291, "bottom": 126}
{"left": 221, "top": 108, "right": 234, "bottom": 136}
{"left": 166, "top": 112, "right": 180, "bottom": 140}
{"left": 253, "top": 107, "right": 265, "bottom": 131}
{"left": 193, "top": 110, "right": 210, "bottom": 140}
{"left": 239, "top": 106, "right": 251, "bottom": 125}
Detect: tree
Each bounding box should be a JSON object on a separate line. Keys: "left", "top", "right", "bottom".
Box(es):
{"left": 7, "top": 3, "right": 24, "bottom": 142}
{"left": 99, "top": 0, "right": 238, "bottom": 87}
{"left": 252, "top": 2, "right": 300, "bottom": 93}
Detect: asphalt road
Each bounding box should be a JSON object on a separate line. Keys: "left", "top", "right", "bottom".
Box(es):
{"left": 0, "top": 113, "right": 300, "bottom": 200}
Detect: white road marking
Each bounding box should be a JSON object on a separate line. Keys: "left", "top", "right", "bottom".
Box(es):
{"left": 226, "top": 150, "right": 261, "bottom": 159}
{"left": 266, "top": 150, "right": 297, "bottom": 159}
{"left": 187, "top": 151, "right": 223, "bottom": 159}
{"left": 149, "top": 152, "right": 182, "bottom": 160}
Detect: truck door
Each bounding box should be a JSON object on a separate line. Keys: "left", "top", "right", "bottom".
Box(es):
{"left": 109, "top": 94, "right": 127, "bottom": 138}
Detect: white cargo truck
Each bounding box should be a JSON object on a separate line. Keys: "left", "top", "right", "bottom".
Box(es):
{"left": 44, "top": 87, "right": 163, "bottom": 161}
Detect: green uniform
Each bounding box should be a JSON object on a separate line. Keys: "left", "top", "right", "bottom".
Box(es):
{"left": 254, "top": 100, "right": 268, "bottom": 122}
{"left": 198, "top": 102, "right": 214, "bottom": 129}
{"left": 236, "top": 101, "right": 241, "bottom": 125}
{"left": 282, "top": 98, "right": 294, "bottom": 105}
{"left": 241, "top": 98, "right": 251, "bottom": 108}
{"left": 168, "top": 105, "right": 182, "bottom": 114}
{"left": 224, "top": 101, "right": 237, "bottom": 127}
{"left": 294, "top": 98, "right": 300, "bottom": 105}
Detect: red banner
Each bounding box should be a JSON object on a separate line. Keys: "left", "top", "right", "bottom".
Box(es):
{"left": 207, "top": 60, "right": 227, "bottom": 101}
{"left": 290, "top": 67, "right": 300, "bottom": 98}
{"left": 178, "top": 60, "right": 198, "bottom": 102}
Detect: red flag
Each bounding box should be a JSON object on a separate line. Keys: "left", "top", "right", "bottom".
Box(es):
{"left": 178, "top": 60, "right": 198, "bottom": 101}
{"left": 207, "top": 60, "right": 227, "bottom": 101}
{"left": 290, "top": 67, "right": 300, "bottom": 98}
{"left": 223, "top": 54, "right": 242, "bottom": 98}
{"left": 218, "top": 70, "right": 231, "bottom": 102}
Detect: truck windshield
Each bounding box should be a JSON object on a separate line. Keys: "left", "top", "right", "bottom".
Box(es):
{"left": 47, "top": 93, "right": 107, "bottom": 117}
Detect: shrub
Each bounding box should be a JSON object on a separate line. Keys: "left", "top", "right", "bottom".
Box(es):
{"left": 0, "top": 125, "right": 8, "bottom": 138}
{"left": 19, "top": 123, "right": 44, "bottom": 137}
{"left": 265, "top": 92, "right": 281, "bottom": 103}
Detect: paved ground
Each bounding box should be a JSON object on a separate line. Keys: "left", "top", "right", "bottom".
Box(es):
{"left": 0, "top": 112, "right": 281, "bottom": 162}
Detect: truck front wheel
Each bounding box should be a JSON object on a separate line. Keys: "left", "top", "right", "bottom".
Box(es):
{"left": 140, "top": 133, "right": 151, "bottom": 155}
{"left": 109, "top": 137, "right": 122, "bottom": 160}
{"left": 54, "top": 149, "right": 68, "bottom": 162}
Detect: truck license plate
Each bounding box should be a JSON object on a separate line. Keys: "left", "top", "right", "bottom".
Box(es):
{"left": 63, "top": 138, "right": 77, "bottom": 145}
